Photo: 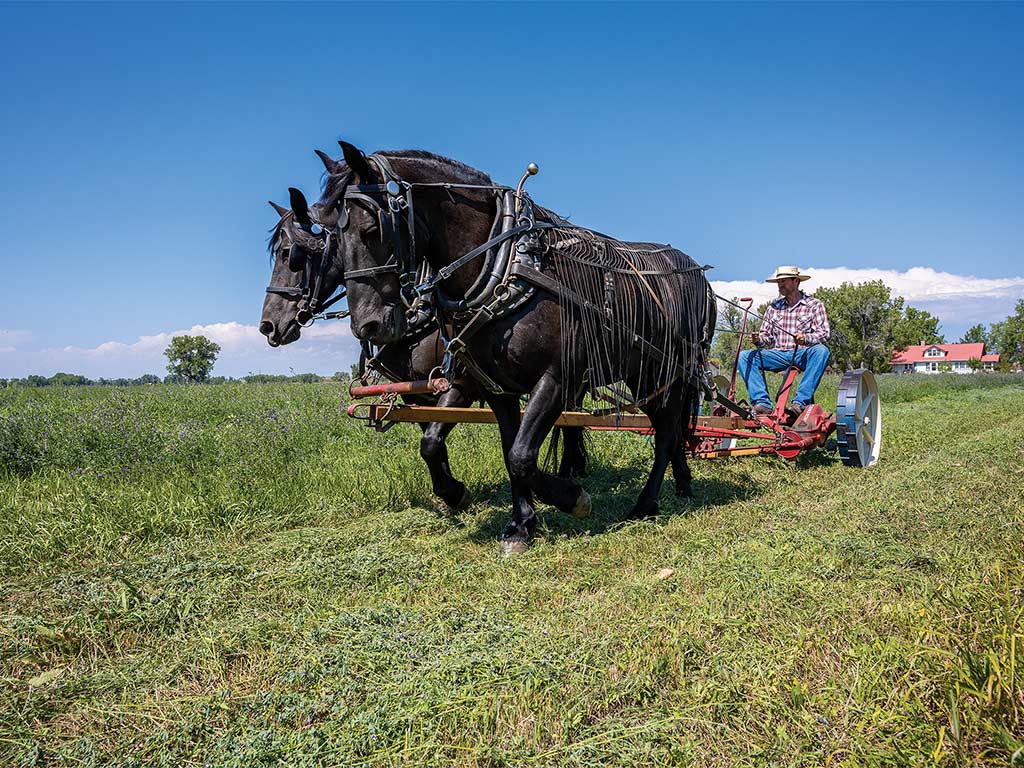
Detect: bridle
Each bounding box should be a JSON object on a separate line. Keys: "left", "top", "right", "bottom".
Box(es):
{"left": 265, "top": 210, "right": 348, "bottom": 326}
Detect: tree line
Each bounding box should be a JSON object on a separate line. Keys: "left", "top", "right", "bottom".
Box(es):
{"left": 1, "top": 335, "right": 348, "bottom": 388}
{"left": 712, "top": 281, "right": 1024, "bottom": 373}
{"left": 0, "top": 372, "right": 347, "bottom": 388}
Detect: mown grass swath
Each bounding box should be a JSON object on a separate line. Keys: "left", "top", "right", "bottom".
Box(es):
{"left": 1, "top": 374, "right": 1022, "bottom": 766}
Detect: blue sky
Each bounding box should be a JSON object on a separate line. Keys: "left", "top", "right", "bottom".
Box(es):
{"left": 1, "top": 1, "right": 1022, "bottom": 378}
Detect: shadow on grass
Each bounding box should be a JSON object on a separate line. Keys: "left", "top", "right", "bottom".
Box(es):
{"left": 464, "top": 464, "right": 760, "bottom": 545}
{"left": 794, "top": 446, "right": 839, "bottom": 470}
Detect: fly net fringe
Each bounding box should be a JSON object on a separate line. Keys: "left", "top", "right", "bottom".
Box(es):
{"left": 547, "top": 227, "right": 714, "bottom": 409}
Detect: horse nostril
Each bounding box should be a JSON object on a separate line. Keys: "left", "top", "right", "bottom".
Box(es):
{"left": 259, "top": 320, "right": 275, "bottom": 337}
{"left": 358, "top": 321, "right": 381, "bottom": 340}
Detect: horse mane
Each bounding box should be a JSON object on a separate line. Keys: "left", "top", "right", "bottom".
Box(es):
{"left": 266, "top": 211, "right": 294, "bottom": 262}
{"left": 323, "top": 148, "right": 493, "bottom": 199}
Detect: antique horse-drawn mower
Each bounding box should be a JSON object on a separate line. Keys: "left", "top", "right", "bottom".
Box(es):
{"left": 345, "top": 295, "right": 882, "bottom": 469}
{"left": 262, "top": 144, "right": 880, "bottom": 552}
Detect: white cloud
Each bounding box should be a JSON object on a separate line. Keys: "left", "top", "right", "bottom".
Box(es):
{"left": 712, "top": 266, "right": 1024, "bottom": 338}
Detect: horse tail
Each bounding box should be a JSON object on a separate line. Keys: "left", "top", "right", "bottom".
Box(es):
{"left": 545, "top": 425, "right": 589, "bottom": 478}
{"left": 543, "top": 426, "right": 563, "bottom": 474}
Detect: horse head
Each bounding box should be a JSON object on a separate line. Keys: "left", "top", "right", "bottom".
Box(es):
{"left": 262, "top": 142, "right": 499, "bottom": 348}
{"left": 259, "top": 157, "right": 346, "bottom": 346}
{"left": 324, "top": 141, "right": 411, "bottom": 346}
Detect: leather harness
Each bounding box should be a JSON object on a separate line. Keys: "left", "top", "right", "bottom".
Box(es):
{"left": 270, "top": 153, "right": 718, "bottom": 401}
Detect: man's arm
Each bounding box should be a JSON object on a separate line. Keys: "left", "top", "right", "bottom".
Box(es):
{"left": 802, "top": 300, "right": 830, "bottom": 345}
{"left": 755, "top": 306, "right": 778, "bottom": 348}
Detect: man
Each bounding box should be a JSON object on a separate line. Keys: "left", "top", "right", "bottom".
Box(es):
{"left": 738, "top": 266, "right": 831, "bottom": 417}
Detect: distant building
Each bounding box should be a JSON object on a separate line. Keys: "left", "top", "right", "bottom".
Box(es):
{"left": 891, "top": 342, "right": 999, "bottom": 374}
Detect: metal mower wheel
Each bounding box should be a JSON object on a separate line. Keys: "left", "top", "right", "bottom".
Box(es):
{"left": 835, "top": 369, "right": 881, "bottom": 467}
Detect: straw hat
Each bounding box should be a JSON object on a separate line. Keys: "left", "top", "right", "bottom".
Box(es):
{"left": 765, "top": 266, "right": 811, "bottom": 283}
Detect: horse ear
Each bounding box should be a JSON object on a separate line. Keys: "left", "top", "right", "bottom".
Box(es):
{"left": 288, "top": 187, "right": 312, "bottom": 226}
{"left": 268, "top": 200, "right": 289, "bottom": 217}
{"left": 339, "top": 141, "right": 371, "bottom": 180}
{"left": 314, "top": 149, "right": 339, "bottom": 174}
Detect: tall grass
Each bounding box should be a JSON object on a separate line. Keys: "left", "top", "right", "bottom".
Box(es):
{"left": 1, "top": 374, "right": 1022, "bottom": 766}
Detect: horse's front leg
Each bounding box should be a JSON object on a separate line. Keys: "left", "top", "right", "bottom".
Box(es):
{"left": 485, "top": 394, "right": 536, "bottom": 553}
{"left": 501, "top": 373, "right": 591, "bottom": 554}
{"left": 418, "top": 383, "right": 474, "bottom": 510}
{"left": 557, "top": 427, "right": 588, "bottom": 478}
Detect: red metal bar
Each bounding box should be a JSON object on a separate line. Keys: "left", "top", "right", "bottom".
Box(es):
{"left": 348, "top": 378, "right": 449, "bottom": 398}
{"left": 773, "top": 367, "right": 800, "bottom": 420}
{"left": 728, "top": 297, "right": 754, "bottom": 401}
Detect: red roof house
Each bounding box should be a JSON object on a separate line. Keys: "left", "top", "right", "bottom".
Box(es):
{"left": 891, "top": 343, "right": 1000, "bottom": 373}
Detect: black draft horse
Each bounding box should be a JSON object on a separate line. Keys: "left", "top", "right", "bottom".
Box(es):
{"left": 277, "top": 143, "right": 715, "bottom": 554}
{"left": 259, "top": 192, "right": 587, "bottom": 511}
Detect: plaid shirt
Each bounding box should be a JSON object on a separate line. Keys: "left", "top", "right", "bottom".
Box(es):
{"left": 758, "top": 292, "right": 830, "bottom": 351}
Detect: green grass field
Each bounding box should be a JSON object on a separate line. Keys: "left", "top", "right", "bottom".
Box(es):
{"left": 2, "top": 374, "right": 1022, "bottom": 767}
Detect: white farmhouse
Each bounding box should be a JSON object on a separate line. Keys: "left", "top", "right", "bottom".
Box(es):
{"left": 891, "top": 342, "right": 1000, "bottom": 374}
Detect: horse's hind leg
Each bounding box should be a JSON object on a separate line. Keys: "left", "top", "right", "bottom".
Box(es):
{"left": 629, "top": 385, "right": 686, "bottom": 519}
{"left": 669, "top": 386, "right": 700, "bottom": 499}
{"left": 670, "top": 446, "right": 693, "bottom": 499}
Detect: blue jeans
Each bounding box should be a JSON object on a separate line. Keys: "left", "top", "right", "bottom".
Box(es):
{"left": 737, "top": 344, "right": 831, "bottom": 408}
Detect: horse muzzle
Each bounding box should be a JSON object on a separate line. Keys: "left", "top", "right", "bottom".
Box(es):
{"left": 353, "top": 305, "right": 406, "bottom": 345}
{"left": 260, "top": 319, "right": 301, "bottom": 347}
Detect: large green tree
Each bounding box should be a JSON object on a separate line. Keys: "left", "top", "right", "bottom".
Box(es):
{"left": 811, "top": 282, "right": 944, "bottom": 372}
{"left": 893, "top": 306, "right": 944, "bottom": 350}
{"left": 813, "top": 281, "right": 903, "bottom": 372}
{"left": 959, "top": 324, "right": 989, "bottom": 345}
{"left": 989, "top": 299, "right": 1024, "bottom": 366}
{"left": 164, "top": 335, "right": 221, "bottom": 383}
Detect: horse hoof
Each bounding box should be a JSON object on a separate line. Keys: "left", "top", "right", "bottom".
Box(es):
{"left": 447, "top": 485, "right": 471, "bottom": 511}
{"left": 572, "top": 489, "right": 592, "bottom": 519}
{"left": 628, "top": 502, "right": 658, "bottom": 520}
{"left": 499, "top": 538, "right": 531, "bottom": 557}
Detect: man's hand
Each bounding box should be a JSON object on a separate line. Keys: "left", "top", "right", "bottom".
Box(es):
{"left": 793, "top": 332, "right": 806, "bottom": 346}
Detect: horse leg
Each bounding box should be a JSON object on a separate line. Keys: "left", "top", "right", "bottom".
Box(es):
{"left": 509, "top": 373, "right": 590, "bottom": 517}
{"left": 629, "top": 384, "right": 686, "bottom": 519}
{"left": 558, "top": 426, "right": 588, "bottom": 478}
{"left": 417, "top": 386, "right": 474, "bottom": 509}
{"left": 486, "top": 394, "right": 538, "bottom": 555}
{"left": 670, "top": 443, "right": 693, "bottom": 499}
{"left": 419, "top": 421, "right": 468, "bottom": 510}
{"left": 670, "top": 386, "right": 700, "bottom": 499}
